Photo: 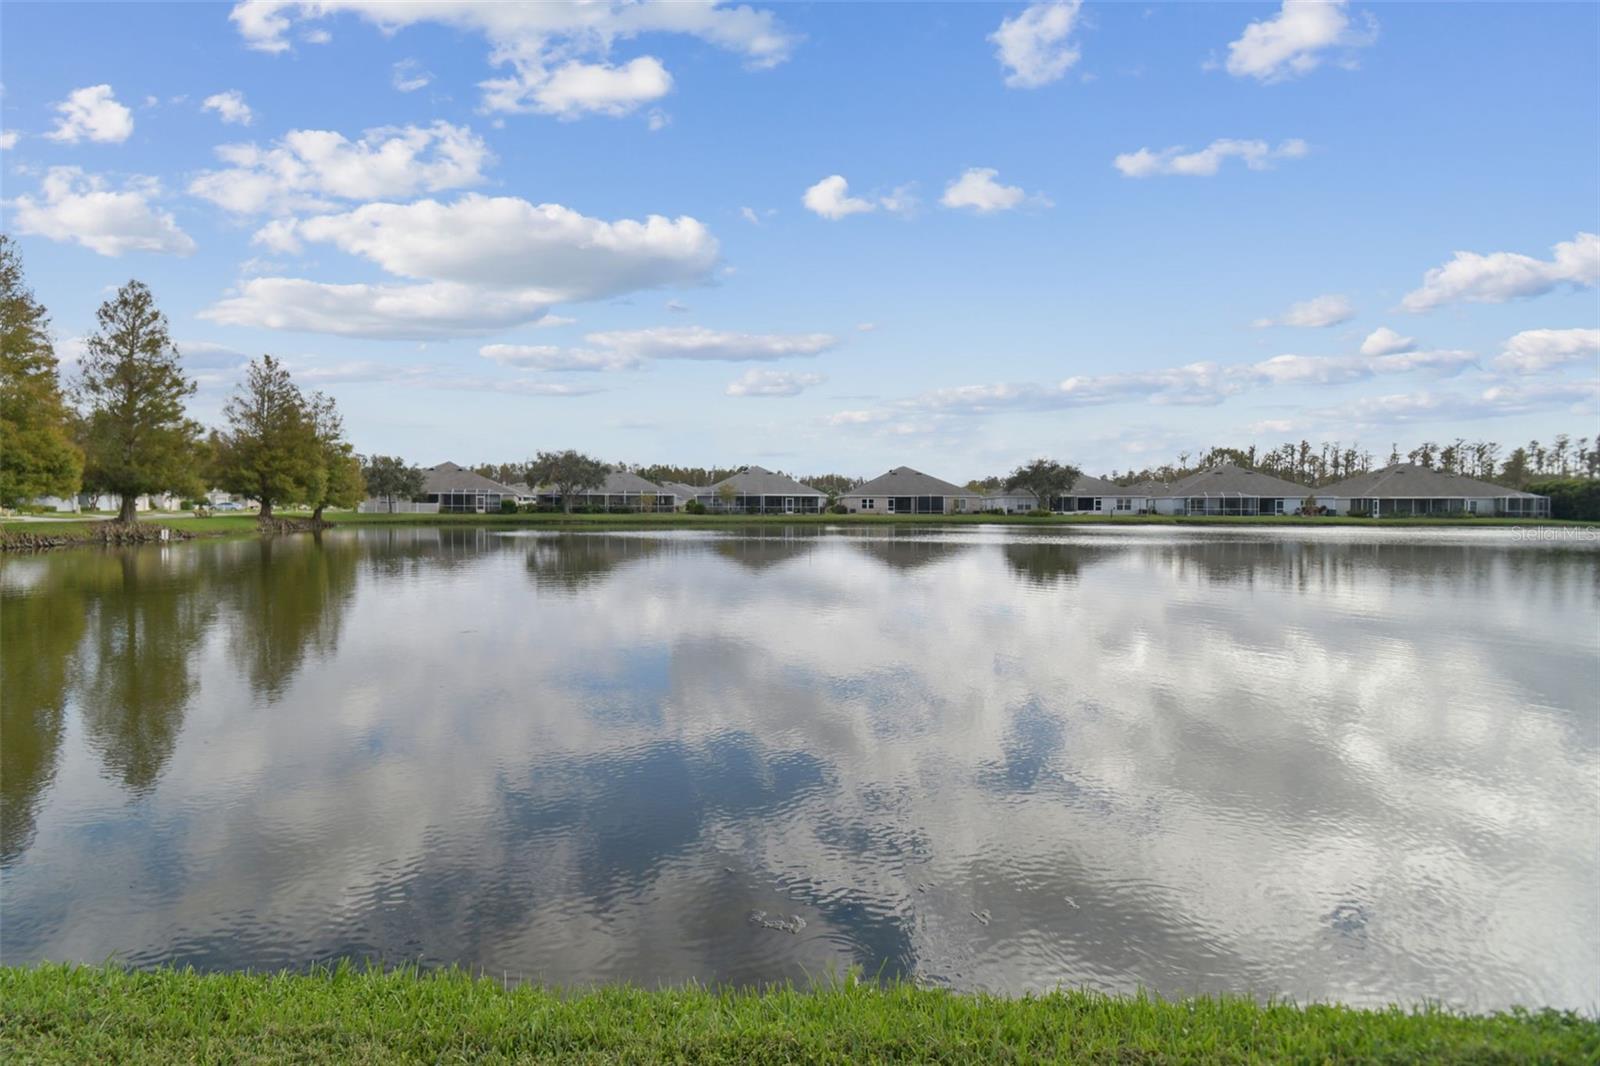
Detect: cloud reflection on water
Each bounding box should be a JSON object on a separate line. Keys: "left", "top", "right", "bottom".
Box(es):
{"left": 1, "top": 525, "right": 1595, "bottom": 1009}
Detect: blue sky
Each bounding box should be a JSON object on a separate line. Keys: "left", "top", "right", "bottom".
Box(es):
{"left": 2, "top": 1, "right": 1596, "bottom": 478}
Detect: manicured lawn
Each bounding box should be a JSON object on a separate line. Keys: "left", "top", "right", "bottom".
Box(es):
{"left": 1, "top": 965, "right": 1593, "bottom": 1064}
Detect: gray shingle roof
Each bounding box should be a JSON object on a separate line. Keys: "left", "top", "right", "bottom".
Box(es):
{"left": 1320, "top": 464, "right": 1543, "bottom": 499}
{"left": 705, "top": 465, "right": 825, "bottom": 497}
{"left": 659, "top": 481, "right": 702, "bottom": 503}
{"left": 594, "top": 470, "right": 667, "bottom": 495}
{"left": 843, "top": 466, "right": 981, "bottom": 498}
{"left": 1160, "top": 464, "right": 1307, "bottom": 499}
{"left": 1066, "top": 473, "right": 1124, "bottom": 496}
{"left": 423, "top": 462, "right": 522, "bottom": 496}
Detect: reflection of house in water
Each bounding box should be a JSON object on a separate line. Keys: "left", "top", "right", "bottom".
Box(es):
{"left": 525, "top": 534, "right": 669, "bottom": 592}
{"left": 846, "top": 533, "right": 974, "bottom": 572}
{"left": 710, "top": 528, "right": 825, "bottom": 571}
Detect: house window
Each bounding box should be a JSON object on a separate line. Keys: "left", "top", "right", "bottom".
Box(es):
{"left": 1115, "top": 498, "right": 1131, "bottom": 511}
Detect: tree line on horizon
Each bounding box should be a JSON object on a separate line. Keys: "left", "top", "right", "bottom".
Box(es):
{"left": 5, "top": 234, "right": 1595, "bottom": 522}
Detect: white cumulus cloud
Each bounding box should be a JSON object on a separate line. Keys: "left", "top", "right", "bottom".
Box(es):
{"left": 1359, "top": 327, "right": 1416, "bottom": 356}
{"left": 940, "top": 168, "right": 1043, "bottom": 213}
{"left": 1224, "top": 1, "right": 1377, "bottom": 83}
{"left": 1114, "top": 138, "right": 1307, "bottom": 177}
{"left": 46, "top": 84, "right": 134, "bottom": 143}
{"left": 10, "top": 167, "right": 195, "bottom": 257}
{"left": 189, "top": 121, "right": 493, "bottom": 214}
{"left": 203, "top": 195, "right": 720, "bottom": 339}
{"left": 201, "top": 279, "right": 556, "bottom": 340}
{"left": 229, "top": 1, "right": 795, "bottom": 118}
{"left": 1401, "top": 232, "right": 1600, "bottom": 312}
{"left": 202, "top": 90, "right": 254, "bottom": 125}
{"left": 497, "top": 57, "right": 673, "bottom": 119}
{"left": 803, "top": 175, "right": 877, "bottom": 220}
{"left": 990, "top": 1, "right": 1083, "bottom": 89}
{"left": 1492, "top": 328, "right": 1600, "bottom": 374}
{"left": 726, "top": 369, "right": 825, "bottom": 397}
{"left": 1253, "top": 293, "right": 1355, "bottom": 328}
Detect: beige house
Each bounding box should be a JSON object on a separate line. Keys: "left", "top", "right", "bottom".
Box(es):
{"left": 839, "top": 467, "right": 983, "bottom": 515}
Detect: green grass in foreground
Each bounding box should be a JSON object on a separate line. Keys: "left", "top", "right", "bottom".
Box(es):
{"left": 1, "top": 965, "right": 1594, "bottom": 1065}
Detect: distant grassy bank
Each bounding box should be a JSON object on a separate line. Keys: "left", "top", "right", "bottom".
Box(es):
{"left": 4, "top": 509, "right": 1595, "bottom": 551}
{"left": 2, "top": 965, "right": 1593, "bottom": 1065}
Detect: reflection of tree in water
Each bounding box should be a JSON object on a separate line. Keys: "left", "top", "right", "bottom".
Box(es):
{"left": 525, "top": 534, "right": 666, "bottom": 592}
{"left": 223, "top": 533, "right": 361, "bottom": 702}
{"left": 1, "top": 563, "right": 88, "bottom": 863}
{"left": 1001, "top": 541, "right": 1114, "bottom": 589}
{"left": 710, "top": 527, "right": 823, "bottom": 572}
{"left": 76, "top": 548, "right": 220, "bottom": 795}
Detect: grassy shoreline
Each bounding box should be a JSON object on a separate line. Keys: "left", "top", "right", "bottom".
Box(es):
{"left": 4, "top": 508, "right": 1595, "bottom": 549}
{"left": 2, "top": 965, "right": 1593, "bottom": 1064}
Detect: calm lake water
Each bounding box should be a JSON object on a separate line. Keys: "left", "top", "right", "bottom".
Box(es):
{"left": 2, "top": 525, "right": 1596, "bottom": 1009}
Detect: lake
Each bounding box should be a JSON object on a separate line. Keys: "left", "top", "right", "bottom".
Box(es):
{"left": 2, "top": 525, "right": 1596, "bottom": 1010}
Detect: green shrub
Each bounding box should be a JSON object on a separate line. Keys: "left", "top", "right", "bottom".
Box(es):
{"left": 1526, "top": 477, "right": 1600, "bottom": 520}
{"left": 1027, "top": 508, "right": 1051, "bottom": 518}
{"left": 500, "top": 499, "right": 518, "bottom": 514}
{"left": 684, "top": 500, "right": 707, "bottom": 515}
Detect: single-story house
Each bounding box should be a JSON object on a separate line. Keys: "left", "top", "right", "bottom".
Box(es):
{"left": 838, "top": 467, "right": 984, "bottom": 514}
{"left": 659, "top": 482, "right": 704, "bottom": 511}
{"left": 29, "top": 495, "right": 80, "bottom": 513}
{"left": 1149, "top": 464, "right": 1309, "bottom": 515}
{"left": 76, "top": 492, "right": 184, "bottom": 513}
{"left": 419, "top": 461, "right": 521, "bottom": 513}
{"left": 696, "top": 466, "right": 826, "bottom": 514}
{"left": 536, "top": 470, "right": 677, "bottom": 512}
{"left": 1314, "top": 464, "right": 1551, "bottom": 517}
{"left": 983, "top": 474, "right": 1150, "bottom": 514}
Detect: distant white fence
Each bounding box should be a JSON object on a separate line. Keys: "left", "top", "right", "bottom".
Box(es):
{"left": 358, "top": 498, "right": 440, "bottom": 514}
